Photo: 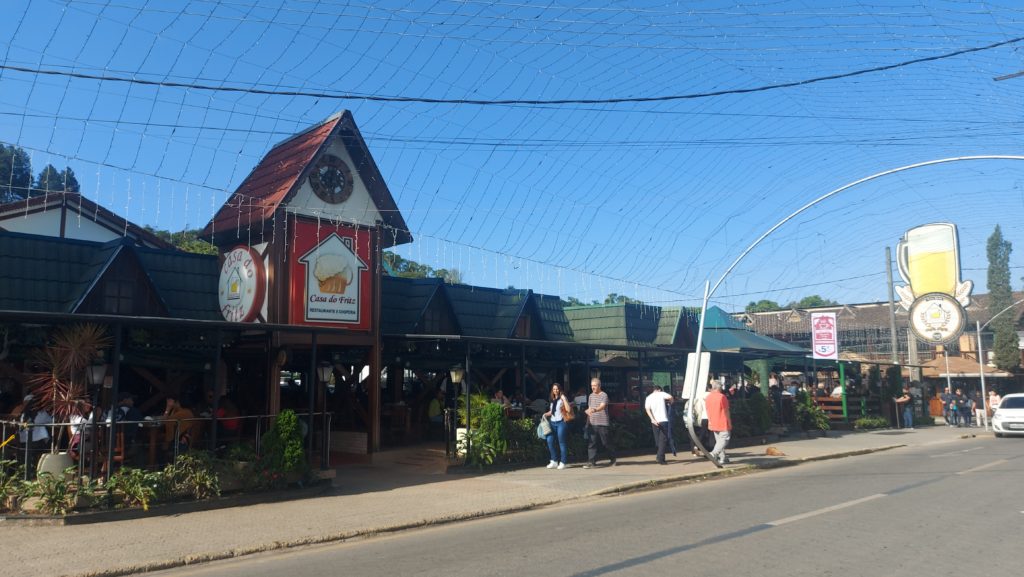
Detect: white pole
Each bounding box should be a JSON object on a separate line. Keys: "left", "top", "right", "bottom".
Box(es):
{"left": 943, "top": 349, "right": 953, "bottom": 400}
{"left": 976, "top": 321, "right": 989, "bottom": 431}
{"left": 685, "top": 281, "right": 718, "bottom": 467}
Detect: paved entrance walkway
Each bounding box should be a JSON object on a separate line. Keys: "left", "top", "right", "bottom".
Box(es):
{"left": 0, "top": 426, "right": 974, "bottom": 577}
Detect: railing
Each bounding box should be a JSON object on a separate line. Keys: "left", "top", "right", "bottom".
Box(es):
{"left": 812, "top": 395, "right": 869, "bottom": 423}
{"left": 0, "top": 410, "right": 333, "bottom": 480}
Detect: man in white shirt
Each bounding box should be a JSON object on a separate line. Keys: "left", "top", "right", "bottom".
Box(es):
{"left": 644, "top": 384, "right": 674, "bottom": 465}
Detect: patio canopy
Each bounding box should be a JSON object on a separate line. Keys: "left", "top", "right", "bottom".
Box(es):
{"left": 696, "top": 307, "right": 808, "bottom": 357}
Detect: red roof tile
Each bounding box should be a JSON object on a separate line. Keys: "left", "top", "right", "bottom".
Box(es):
{"left": 203, "top": 116, "right": 340, "bottom": 240}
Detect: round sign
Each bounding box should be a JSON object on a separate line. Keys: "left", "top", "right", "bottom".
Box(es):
{"left": 218, "top": 245, "right": 266, "bottom": 322}
{"left": 908, "top": 292, "right": 966, "bottom": 346}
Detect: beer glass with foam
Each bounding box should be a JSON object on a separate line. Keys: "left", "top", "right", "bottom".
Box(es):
{"left": 896, "top": 223, "right": 960, "bottom": 299}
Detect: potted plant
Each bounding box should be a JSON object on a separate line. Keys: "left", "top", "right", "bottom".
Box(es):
{"left": 454, "top": 393, "right": 489, "bottom": 455}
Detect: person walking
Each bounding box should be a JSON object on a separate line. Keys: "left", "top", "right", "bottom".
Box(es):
{"left": 644, "top": 384, "right": 674, "bottom": 465}
{"left": 705, "top": 381, "right": 732, "bottom": 465}
{"left": 940, "top": 387, "right": 953, "bottom": 426}
{"left": 583, "top": 377, "right": 616, "bottom": 468}
{"left": 542, "top": 383, "right": 571, "bottom": 470}
{"left": 691, "top": 381, "right": 711, "bottom": 456}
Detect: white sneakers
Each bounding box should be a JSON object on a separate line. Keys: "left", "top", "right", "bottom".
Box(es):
{"left": 557, "top": 462, "right": 566, "bottom": 470}
{"left": 546, "top": 461, "right": 567, "bottom": 470}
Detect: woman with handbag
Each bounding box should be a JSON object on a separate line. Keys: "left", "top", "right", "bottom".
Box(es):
{"left": 543, "top": 383, "right": 573, "bottom": 470}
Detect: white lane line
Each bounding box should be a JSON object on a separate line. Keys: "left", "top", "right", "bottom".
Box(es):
{"left": 766, "top": 494, "right": 887, "bottom": 527}
{"left": 955, "top": 459, "right": 1007, "bottom": 475}
{"left": 930, "top": 447, "right": 983, "bottom": 458}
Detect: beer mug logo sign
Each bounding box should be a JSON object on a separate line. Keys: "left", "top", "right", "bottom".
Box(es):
{"left": 895, "top": 223, "right": 971, "bottom": 345}
{"left": 895, "top": 223, "right": 972, "bottom": 310}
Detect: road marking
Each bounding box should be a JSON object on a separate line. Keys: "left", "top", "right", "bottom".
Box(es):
{"left": 930, "top": 447, "right": 982, "bottom": 458}
{"left": 955, "top": 459, "right": 1007, "bottom": 475}
{"left": 765, "top": 494, "right": 887, "bottom": 527}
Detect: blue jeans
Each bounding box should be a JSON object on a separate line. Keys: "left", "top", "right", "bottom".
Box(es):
{"left": 902, "top": 406, "right": 913, "bottom": 428}
{"left": 547, "top": 419, "right": 568, "bottom": 463}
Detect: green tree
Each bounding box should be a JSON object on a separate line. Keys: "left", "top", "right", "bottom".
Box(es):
{"left": 790, "top": 295, "right": 838, "bottom": 309}
{"left": 143, "top": 226, "right": 218, "bottom": 255}
{"left": 0, "top": 144, "right": 33, "bottom": 203}
{"left": 382, "top": 251, "right": 465, "bottom": 284}
{"left": 34, "top": 164, "right": 79, "bottom": 194}
{"left": 603, "top": 293, "right": 642, "bottom": 305}
{"left": 987, "top": 225, "right": 1019, "bottom": 371}
{"left": 745, "top": 299, "right": 782, "bottom": 313}
{"left": 434, "top": 268, "right": 463, "bottom": 285}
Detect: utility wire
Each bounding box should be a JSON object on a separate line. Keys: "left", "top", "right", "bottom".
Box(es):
{"left": 1, "top": 33, "right": 1020, "bottom": 106}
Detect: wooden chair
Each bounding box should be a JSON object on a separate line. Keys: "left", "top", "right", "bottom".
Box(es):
{"left": 100, "top": 431, "right": 125, "bottom": 476}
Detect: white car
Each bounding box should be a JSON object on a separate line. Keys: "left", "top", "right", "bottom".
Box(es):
{"left": 992, "top": 393, "right": 1024, "bottom": 437}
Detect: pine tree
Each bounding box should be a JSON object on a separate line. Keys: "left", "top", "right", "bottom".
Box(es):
{"left": 986, "top": 225, "right": 1020, "bottom": 371}
{"left": 0, "top": 144, "right": 33, "bottom": 202}
{"left": 35, "top": 164, "right": 79, "bottom": 194}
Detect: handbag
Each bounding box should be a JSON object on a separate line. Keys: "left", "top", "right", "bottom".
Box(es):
{"left": 537, "top": 416, "right": 552, "bottom": 439}
{"left": 560, "top": 400, "right": 575, "bottom": 422}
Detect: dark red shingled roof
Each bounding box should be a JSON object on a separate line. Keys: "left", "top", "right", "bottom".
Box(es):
{"left": 202, "top": 111, "right": 412, "bottom": 248}
{"left": 202, "top": 116, "right": 339, "bottom": 240}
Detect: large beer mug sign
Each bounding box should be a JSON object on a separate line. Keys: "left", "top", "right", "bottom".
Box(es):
{"left": 895, "top": 223, "right": 971, "bottom": 345}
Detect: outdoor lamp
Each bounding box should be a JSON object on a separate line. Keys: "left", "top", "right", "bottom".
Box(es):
{"left": 87, "top": 362, "right": 107, "bottom": 387}
{"left": 317, "top": 362, "right": 333, "bottom": 384}
{"left": 449, "top": 364, "right": 464, "bottom": 384}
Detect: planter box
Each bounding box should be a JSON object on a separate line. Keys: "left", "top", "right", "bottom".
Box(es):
{"left": 37, "top": 452, "right": 74, "bottom": 479}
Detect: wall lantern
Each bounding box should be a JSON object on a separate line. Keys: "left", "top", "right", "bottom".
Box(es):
{"left": 87, "top": 362, "right": 108, "bottom": 388}
{"left": 449, "top": 364, "right": 464, "bottom": 385}
{"left": 317, "top": 362, "right": 334, "bottom": 385}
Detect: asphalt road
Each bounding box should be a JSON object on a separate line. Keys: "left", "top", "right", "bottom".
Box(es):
{"left": 152, "top": 435, "right": 1022, "bottom": 577}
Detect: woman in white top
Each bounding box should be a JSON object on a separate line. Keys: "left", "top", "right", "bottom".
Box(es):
{"left": 542, "top": 383, "right": 572, "bottom": 470}
{"left": 988, "top": 390, "right": 1002, "bottom": 416}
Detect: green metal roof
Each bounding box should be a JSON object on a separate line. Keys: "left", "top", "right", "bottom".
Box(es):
{"left": 444, "top": 284, "right": 526, "bottom": 338}
{"left": 0, "top": 231, "right": 219, "bottom": 320}
{"left": 380, "top": 276, "right": 445, "bottom": 334}
{"left": 134, "top": 247, "right": 220, "bottom": 320}
{"left": 381, "top": 279, "right": 574, "bottom": 342}
{"left": 0, "top": 232, "right": 113, "bottom": 313}
{"left": 565, "top": 303, "right": 662, "bottom": 347}
{"left": 534, "top": 294, "right": 574, "bottom": 341}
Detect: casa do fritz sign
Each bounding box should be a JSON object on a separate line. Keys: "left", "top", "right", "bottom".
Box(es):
{"left": 289, "top": 220, "right": 371, "bottom": 330}
{"left": 218, "top": 245, "right": 266, "bottom": 322}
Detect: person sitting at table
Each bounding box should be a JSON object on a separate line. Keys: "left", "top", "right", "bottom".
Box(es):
{"left": 68, "top": 399, "right": 95, "bottom": 462}
{"left": 106, "top": 392, "right": 146, "bottom": 463}
{"left": 528, "top": 395, "right": 549, "bottom": 416}
{"left": 427, "top": 388, "right": 444, "bottom": 424}
{"left": 161, "top": 395, "right": 198, "bottom": 460}
{"left": 492, "top": 389, "right": 512, "bottom": 408}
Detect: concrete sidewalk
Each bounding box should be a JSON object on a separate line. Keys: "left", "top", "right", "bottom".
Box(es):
{"left": 0, "top": 426, "right": 977, "bottom": 577}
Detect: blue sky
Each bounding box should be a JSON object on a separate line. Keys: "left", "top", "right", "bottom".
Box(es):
{"left": 2, "top": 1, "right": 1023, "bottom": 311}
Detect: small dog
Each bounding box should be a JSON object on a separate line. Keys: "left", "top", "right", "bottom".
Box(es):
{"left": 765, "top": 446, "right": 786, "bottom": 457}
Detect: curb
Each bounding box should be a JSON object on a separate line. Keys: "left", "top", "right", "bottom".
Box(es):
{"left": 67, "top": 443, "right": 903, "bottom": 577}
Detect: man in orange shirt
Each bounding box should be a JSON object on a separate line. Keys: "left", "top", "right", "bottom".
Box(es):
{"left": 705, "top": 380, "right": 732, "bottom": 466}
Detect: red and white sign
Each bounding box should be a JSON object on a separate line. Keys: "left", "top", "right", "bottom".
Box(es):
{"left": 289, "top": 220, "right": 372, "bottom": 329}
{"left": 811, "top": 312, "right": 838, "bottom": 360}
{"left": 218, "top": 245, "right": 266, "bottom": 322}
